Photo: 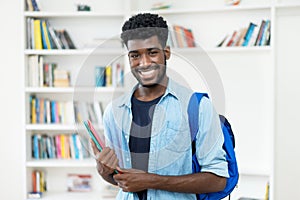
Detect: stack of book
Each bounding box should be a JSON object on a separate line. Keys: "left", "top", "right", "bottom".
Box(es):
{"left": 217, "top": 19, "right": 271, "bottom": 47}
{"left": 53, "top": 69, "right": 70, "bottom": 87}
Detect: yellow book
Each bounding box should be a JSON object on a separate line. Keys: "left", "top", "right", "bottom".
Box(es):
{"left": 42, "top": 21, "right": 51, "bottom": 49}
{"left": 31, "top": 97, "right": 36, "bottom": 123}
{"left": 33, "top": 19, "right": 43, "bottom": 50}
{"left": 61, "top": 134, "right": 65, "bottom": 158}
{"left": 40, "top": 171, "right": 45, "bottom": 192}
{"left": 105, "top": 65, "right": 112, "bottom": 86}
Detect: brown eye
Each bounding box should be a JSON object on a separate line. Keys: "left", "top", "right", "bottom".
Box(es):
{"left": 149, "top": 51, "right": 158, "bottom": 56}
{"left": 129, "top": 53, "right": 140, "bottom": 59}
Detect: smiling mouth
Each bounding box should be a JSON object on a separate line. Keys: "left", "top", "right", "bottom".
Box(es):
{"left": 136, "top": 65, "right": 159, "bottom": 76}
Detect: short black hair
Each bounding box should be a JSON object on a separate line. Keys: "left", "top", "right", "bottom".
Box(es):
{"left": 121, "top": 13, "right": 169, "bottom": 47}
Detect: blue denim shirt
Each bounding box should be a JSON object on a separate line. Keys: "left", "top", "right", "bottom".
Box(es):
{"left": 103, "top": 79, "right": 229, "bottom": 200}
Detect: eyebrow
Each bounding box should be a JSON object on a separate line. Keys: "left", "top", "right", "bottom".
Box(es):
{"left": 128, "top": 47, "right": 161, "bottom": 54}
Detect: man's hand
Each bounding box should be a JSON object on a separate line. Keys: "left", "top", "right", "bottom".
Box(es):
{"left": 113, "top": 167, "right": 148, "bottom": 192}
{"left": 90, "top": 139, "right": 118, "bottom": 177}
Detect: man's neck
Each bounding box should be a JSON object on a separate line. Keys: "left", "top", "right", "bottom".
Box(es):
{"left": 134, "top": 77, "right": 168, "bottom": 102}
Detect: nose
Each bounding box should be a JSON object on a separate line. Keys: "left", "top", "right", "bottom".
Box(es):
{"left": 139, "top": 53, "right": 151, "bottom": 67}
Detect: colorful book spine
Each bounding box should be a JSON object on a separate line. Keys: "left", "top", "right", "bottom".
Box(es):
{"left": 33, "top": 19, "right": 43, "bottom": 50}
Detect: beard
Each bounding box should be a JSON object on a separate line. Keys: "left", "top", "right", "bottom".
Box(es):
{"left": 132, "top": 54, "right": 167, "bottom": 87}
{"left": 132, "top": 63, "right": 167, "bottom": 88}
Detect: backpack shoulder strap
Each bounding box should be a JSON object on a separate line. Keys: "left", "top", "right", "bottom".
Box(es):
{"left": 188, "top": 92, "right": 209, "bottom": 142}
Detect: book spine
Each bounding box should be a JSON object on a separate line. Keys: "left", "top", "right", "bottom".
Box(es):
{"left": 242, "top": 22, "right": 257, "bottom": 46}
{"left": 33, "top": 19, "right": 43, "bottom": 50}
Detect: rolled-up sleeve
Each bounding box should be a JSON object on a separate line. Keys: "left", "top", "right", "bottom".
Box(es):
{"left": 196, "top": 97, "right": 229, "bottom": 178}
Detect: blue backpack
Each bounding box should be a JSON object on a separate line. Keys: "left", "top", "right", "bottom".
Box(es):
{"left": 188, "top": 93, "right": 239, "bottom": 200}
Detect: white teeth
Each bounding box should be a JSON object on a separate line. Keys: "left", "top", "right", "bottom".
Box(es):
{"left": 140, "top": 70, "right": 154, "bottom": 76}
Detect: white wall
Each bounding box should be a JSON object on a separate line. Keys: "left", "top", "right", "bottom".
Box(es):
{"left": 0, "top": 0, "right": 24, "bottom": 199}
{"left": 275, "top": 8, "right": 300, "bottom": 200}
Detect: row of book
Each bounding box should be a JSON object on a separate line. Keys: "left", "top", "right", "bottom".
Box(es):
{"left": 31, "top": 170, "right": 46, "bottom": 195}
{"left": 27, "top": 18, "right": 76, "bottom": 50}
{"left": 29, "top": 96, "right": 105, "bottom": 125}
{"left": 29, "top": 96, "right": 74, "bottom": 124}
{"left": 28, "top": 55, "right": 71, "bottom": 87}
{"left": 167, "top": 25, "right": 196, "bottom": 48}
{"left": 74, "top": 101, "right": 103, "bottom": 125}
{"left": 26, "top": 0, "right": 40, "bottom": 11}
{"left": 31, "top": 133, "right": 90, "bottom": 160}
{"left": 217, "top": 19, "right": 271, "bottom": 47}
{"left": 95, "top": 63, "right": 124, "bottom": 87}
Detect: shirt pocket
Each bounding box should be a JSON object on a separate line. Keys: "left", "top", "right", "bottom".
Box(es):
{"left": 164, "top": 121, "right": 191, "bottom": 153}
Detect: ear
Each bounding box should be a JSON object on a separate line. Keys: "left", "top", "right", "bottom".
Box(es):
{"left": 164, "top": 46, "right": 171, "bottom": 60}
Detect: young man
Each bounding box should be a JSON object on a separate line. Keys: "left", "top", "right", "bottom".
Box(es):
{"left": 91, "top": 13, "right": 229, "bottom": 200}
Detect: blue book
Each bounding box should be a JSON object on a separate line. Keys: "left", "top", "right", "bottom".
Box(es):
{"left": 259, "top": 20, "right": 270, "bottom": 46}
{"left": 40, "top": 20, "right": 47, "bottom": 49}
{"left": 72, "top": 134, "right": 79, "bottom": 159}
{"left": 95, "top": 66, "right": 106, "bottom": 87}
{"left": 50, "top": 100, "right": 56, "bottom": 123}
{"left": 242, "top": 22, "right": 257, "bottom": 46}
{"left": 33, "top": 134, "right": 39, "bottom": 159}
{"left": 35, "top": 97, "right": 40, "bottom": 123}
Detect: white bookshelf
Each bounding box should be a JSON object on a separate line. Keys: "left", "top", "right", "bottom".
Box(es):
{"left": 21, "top": 0, "right": 300, "bottom": 199}
{"left": 22, "top": 0, "right": 127, "bottom": 199}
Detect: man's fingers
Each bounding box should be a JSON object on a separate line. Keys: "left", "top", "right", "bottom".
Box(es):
{"left": 90, "top": 138, "right": 99, "bottom": 154}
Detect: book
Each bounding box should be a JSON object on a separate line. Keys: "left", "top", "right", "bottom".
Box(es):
{"left": 242, "top": 22, "right": 257, "bottom": 46}
{"left": 93, "top": 101, "right": 103, "bottom": 126}
{"left": 67, "top": 174, "right": 92, "bottom": 192}
{"left": 235, "top": 27, "right": 248, "bottom": 46}
{"left": 33, "top": 19, "right": 43, "bottom": 50}
{"left": 62, "top": 30, "right": 76, "bottom": 49}
{"left": 260, "top": 20, "right": 271, "bottom": 46}
{"left": 53, "top": 69, "right": 70, "bottom": 87}
{"left": 26, "top": 0, "right": 34, "bottom": 11}
{"left": 248, "top": 25, "right": 259, "bottom": 46}
{"left": 83, "top": 120, "right": 104, "bottom": 151}
{"left": 226, "top": 30, "right": 238, "bottom": 46}
{"left": 173, "top": 25, "right": 185, "bottom": 48}
{"left": 255, "top": 20, "right": 266, "bottom": 46}
{"left": 105, "top": 65, "right": 112, "bottom": 86}
{"left": 41, "top": 20, "right": 52, "bottom": 49}
{"left": 48, "top": 25, "right": 62, "bottom": 49}
{"left": 95, "top": 66, "right": 106, "bottom": 87}
{"left": 31, "top": 0, "right": 40, "bottom": 11}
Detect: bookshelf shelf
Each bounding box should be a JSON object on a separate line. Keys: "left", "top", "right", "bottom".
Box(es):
{"left": 24, "top": 11, "right": 124, "bottom": 18}
{"left": 25, "top": 87, "right": 125, "bottom": 93}
{"left": 25, "top": 124, "right": 78, "bottom": 131}
{"left": 171, "top": 46, "right": 272, "bottom": 54}
{"left": 132, "top": 5, "right": 271, "bottom": 15}
{"left": 24, "top": 49, "right": 125, "bottom": 56}
{"left": 275, "top": 2, "right": 300, "bottom": 9}
{"left": 26, "top": 159, "right": 96, "bottom": 168}
{"left": 31, "top": 191, "right": 116, "bottom": 200}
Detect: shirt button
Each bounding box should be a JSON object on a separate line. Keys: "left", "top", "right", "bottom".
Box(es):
{"left": 126, "top": 158, "right": 130, "bottom": 162}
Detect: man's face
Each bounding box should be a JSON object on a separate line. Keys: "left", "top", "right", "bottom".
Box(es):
{"left": 127, "top": 35, "right": 170, "bottom": 87}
